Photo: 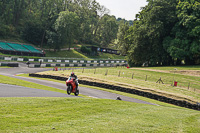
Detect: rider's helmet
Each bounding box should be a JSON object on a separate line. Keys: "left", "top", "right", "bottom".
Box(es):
{"left": 71, "top": 72, "right": 75, "bottom": 77}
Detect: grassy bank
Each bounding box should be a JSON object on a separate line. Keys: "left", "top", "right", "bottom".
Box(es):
{"left": 0, "top": 98, "right": 200, "bottom": 133}
{"left": 36, "top": 67, "right": 200, "bottom": 104}
{"left": 45, "top": 49, "right": 125, "bottom": 59}
{"left": 45, "top": 49, "right": 88, "bottom": 58}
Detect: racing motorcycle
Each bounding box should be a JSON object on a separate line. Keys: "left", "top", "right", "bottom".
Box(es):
{"left": 66, "top": 76, "right": 79, "bottom": 96}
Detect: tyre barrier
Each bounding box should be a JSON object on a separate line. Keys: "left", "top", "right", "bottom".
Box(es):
{"left": 29, "top": 73, "right": 200, "bottom": 111}
{"left": 0, "top": 63, "right": 19, "bottom": 67}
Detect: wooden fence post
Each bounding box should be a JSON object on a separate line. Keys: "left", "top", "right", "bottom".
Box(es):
{"left": 105, "top": 69, "right": 108, "bottom": 76}
{"left": 82, "top": 68, "right": 84, "bottom": 73}
{"left": 145, "top": 75, "right": 147, "bottom": 81}
{"left": 188, "top": 82, "right": 190, "bottom": 90}
{"left": 94, "top": 68, "right": 96, "bottom": 74}
{"left": 132, "top": 73, "right": 134, "bottom": 79}
{"left": 118, "top": 71, "right": 121, "bottom": 77}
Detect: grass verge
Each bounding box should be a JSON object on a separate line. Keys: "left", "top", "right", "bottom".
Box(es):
{"left": 45, "top": 49, "right": 87, "bottom": 58}
{"left": 0, "top": 97, "right": 200, "bottom": 133}
{"left": 41, "top": 49, "right": 125, "bottom": 59}
{"left": 0, "top": 72, "right": 200, "bottom": 132}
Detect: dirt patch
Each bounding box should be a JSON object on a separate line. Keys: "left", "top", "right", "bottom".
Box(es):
{"left": 170, "top": 70, "right": 200, "bottom": 77}
{"left": 132, "top": 68, "right": 200, "bottom": 77}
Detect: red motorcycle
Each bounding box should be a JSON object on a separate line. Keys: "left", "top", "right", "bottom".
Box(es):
{"left": 66, "top": 76, "right": 79, "bottom": 96}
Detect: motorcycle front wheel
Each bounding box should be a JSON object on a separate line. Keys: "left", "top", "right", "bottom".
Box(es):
{"left": 74, "top": 88, "right": 79, "bottom": 96}
{"left": 67, "top": 85, "right": 72, "bottom": 95}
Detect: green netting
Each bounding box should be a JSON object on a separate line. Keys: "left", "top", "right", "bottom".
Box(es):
{"left": 7, "top": 43, "right": 30, "bottom": 52}
{"left": 23, "top": 45, "right": 42, "bottom": 53}
{"left": 0, "top": 42, "right": 15, "bottom": 51}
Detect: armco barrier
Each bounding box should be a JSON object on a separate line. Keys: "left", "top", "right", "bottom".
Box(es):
{"left": 28, "top": 63, "right": 127, "bottom": 68}
{"left": 1, "top": 56, "right": 127, "bottom": 64}
{"left": 29, "top": 73, "right": 200, "bottom": 111}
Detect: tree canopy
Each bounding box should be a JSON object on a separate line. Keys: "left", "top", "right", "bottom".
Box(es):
{"left": 0, "top": 0, "right": 120, "bottom": 50}
{"left": 0, "top": 0, "right": 199, "bottom": 65}
{"left": 117, "top": 0, "right": 200, "bottom": 66}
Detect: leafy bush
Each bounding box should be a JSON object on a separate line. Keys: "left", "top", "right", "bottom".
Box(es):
{"left": 80, "top": 46, "right": 92, "bottom": 55}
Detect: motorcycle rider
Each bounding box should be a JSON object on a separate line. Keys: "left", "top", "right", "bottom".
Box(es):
{"left": 71, "top": 72, "right": 78, "bottom": 89}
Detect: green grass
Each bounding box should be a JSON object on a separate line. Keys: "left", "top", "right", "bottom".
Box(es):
{"left": 42, "top": 44, "right": 125, "bottom": 59}
{"left": 37, "top": 67, "right": 200, "bottom": 103}
{"left": 0, "top": 66, "right": 10, "bottom": 68}
{"left": 45, "top": 49, "right": 125, "bottom": 59}
{"left": 0, "top": 98, "right": 200, "bottom": 133}
{"left": 88, "top": 52, "right": 125, "bottom": 59}
{"left": 1, "top": 71, "right": 200, "bottom": 132}
{"left": 45, "top": 49, "right": 87, "bottom": 58}
{"left": 45, "top": 42, "right": 125, "bottom": 59}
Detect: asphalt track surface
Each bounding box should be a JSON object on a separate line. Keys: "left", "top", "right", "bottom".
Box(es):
{"left": 0, "top": 83, "right": 68, "bottom": 97}
{"left": 0, "top": 62, "right": 157, "bottom": 105}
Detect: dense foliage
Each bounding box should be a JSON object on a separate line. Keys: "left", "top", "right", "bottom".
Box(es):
{"left": 118, "top": 0, "right": 200, "bottom": 66}
{"left": 1, "top": 0, "right": 199, "bottom": 65}
{"left": 80, "top": 45, "right": 92, "bottom": 55}
{"left": 0, "top": 0, "right": 128, "bottom": 50}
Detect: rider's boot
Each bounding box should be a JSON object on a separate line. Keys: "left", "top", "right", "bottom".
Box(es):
{"left": 76, "top": 84, "right": 78, "bottom": 90}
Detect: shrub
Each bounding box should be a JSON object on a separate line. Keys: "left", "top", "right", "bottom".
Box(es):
{"left": 80, "top": 46, "right": 92, "bottom": 55}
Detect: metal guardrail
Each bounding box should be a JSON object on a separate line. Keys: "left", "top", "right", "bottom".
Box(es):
{"left": 29, "top": 63, "right": 126, "bottom": 68}
{"left": 0, "top": 56, "right": 127, "bottom": 64}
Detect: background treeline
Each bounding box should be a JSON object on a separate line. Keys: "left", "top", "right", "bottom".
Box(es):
{"left": 118, "top": 0, "right": 200, "bottom": 66}
{"left": 1, "top": 0, "right": 200, "bottom": 66}
{"left": 0, "top": 0, "right": 132, "bottom": 50}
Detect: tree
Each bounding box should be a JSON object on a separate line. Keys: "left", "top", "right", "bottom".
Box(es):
{"left": 0, "top": 0, "right": 120, "bottom": 53}
{"left": 0, "top": 0, "right": 26, "bottom": 38}
{"left": 54, "top": 10, "right": 80, "bottom": 50}
{"left": 73, "top": 0, "right": 99, "bottom": 44}
{"left": 124, "top": 0, "right": 178, "bottom": 66}
{"left": 23, "top": 20, "right": 45, "bottom": 45}
{"left": 163, "top": 0, "right": 200, "bottom": 65}
{"left": 95, "top": 14, "right": 118, "bottom": 47}
{"left": 117, "top": 21, "right": 130, "bottom": 55}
